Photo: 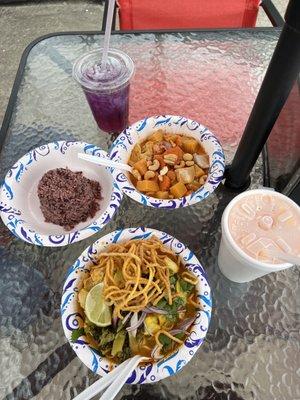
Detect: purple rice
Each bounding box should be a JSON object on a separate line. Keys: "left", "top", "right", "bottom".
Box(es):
{"left": 38, "top": 168, "right": 102, "bottom": 230}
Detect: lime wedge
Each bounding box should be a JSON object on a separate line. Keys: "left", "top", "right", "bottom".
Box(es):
{"left": 85, "top": 283, "right": 112, "bottom": 327}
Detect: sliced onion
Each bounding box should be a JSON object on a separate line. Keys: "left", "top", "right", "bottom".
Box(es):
{"left": 169, "top": 329, "right": 185, "bottom": 336}
{"left": 126, "top": 313, "right": 138, "bottom": 338}
{"left": 168, "top": 318, "right": 196, "bottom": 337}
{"left": 194, "top": 153, "right": 210, "bottom": 169}
{"left": 178, "top": 317, "right": 196, "bottom": 331}
{"left": 144, "top": 306, "right": 168, "bottom": 315}
{"left": 121, "top": 312, "right": 132, "bottom": 327}
{"left": 126, "top": 312, "right": 146, "bottom": 336}
{"left": 112, "top": 316, "right": 118, "bottom": 329}
{"left": 151, "top": 345, "right": 164, "bottom": 360}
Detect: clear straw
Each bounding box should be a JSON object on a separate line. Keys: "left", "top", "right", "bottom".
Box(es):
{"left": 101, "top": 0, "right": 116, "bottom": 67}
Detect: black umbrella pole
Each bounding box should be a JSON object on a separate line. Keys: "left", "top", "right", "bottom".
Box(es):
{"left": 225, "top": 0, "right": 300, "bottom": 190}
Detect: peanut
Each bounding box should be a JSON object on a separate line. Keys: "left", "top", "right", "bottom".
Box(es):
{"left": 132, "top": 169, "right": 142, "bottom": 181}
{"left": 148, "top": 159, "right": 160, "bottom": 171}
{"left": 163, "top": 154, "right": 178, "bottom": 165}
{"left": 174, "top": 160, "right": 185, "bottom": 169}
{"left": 144, "top": 170, "right": 156, "bottom": 180}
{"left": 146, "top": 160, "right": 152, "bottom": 167}
{"left": 186, "top": 160, "right": 195, "bottom": 166}
{"left": 158, "top": 175, "right": 163, "bottom": 182}
{"left": 183, "top": 153, "right": 193, "bottom": 161}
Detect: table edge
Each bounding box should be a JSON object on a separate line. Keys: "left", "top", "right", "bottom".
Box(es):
{"left": 0, "top": 27, "right": 280, "bottom": 155}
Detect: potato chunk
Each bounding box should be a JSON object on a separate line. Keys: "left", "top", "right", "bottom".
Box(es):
{"left": 137, "top": 180, "right": 160, "bottom": 192}
{"left": 170, "top": 181, "right": 187, "bottom": 198}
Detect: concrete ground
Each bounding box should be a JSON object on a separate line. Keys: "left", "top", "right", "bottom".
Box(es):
{"left": 0, "top": 1, "right": 105, "bottom": 126}
{"left": 0, "top": 0, "right": 289, "bottom": 128}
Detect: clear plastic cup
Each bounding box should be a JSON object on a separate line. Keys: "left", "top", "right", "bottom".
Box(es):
{"left": 218, "top": 189, "right": 300, "bottom": 283}
{"left": 73, "top": 48, "right": 134, "bottom": 134}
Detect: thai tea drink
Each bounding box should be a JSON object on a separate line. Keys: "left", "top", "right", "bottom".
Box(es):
{"left": 73, "top": 49, "right": 134, "bottom": 134}
{"left": 218, "top": 189, "right": 300, "bottom": 282}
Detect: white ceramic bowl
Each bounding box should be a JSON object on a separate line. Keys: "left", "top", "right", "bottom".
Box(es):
{"left": 109, "top": 115, "right": 225, "bottom": 209}
{"left": 61, "top": 227, "right": 212, "bottom": 384}
{"left": 0, "top": 141, "right": 122, "bottom": 246}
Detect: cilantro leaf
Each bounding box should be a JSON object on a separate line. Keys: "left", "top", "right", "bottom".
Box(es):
{"left": 172, "top": 296, "right": 184, "bottom": 309}
{"left": 169, "top": 275, "right": 177, "bottom": 286}
{"left": 157, "top": 296, "right": 185, "bottom": 323}
{"left": 99, "top": 328, "right": 115, "bottom": 346}
{"left": 158, "top": 333, "right": 172, "bottom": 346}
{"left": 157, "top": 298, "right": 168, "bottom": 309}
{"left": 178, "top": 278, "right": 194, "bottom": 294}
{"left": 71, "top": 327, "right": 85, "bottom": 342}
{"left": 158, "top": 333, "right": 172, "bottom": 353}
{"left": 175, "top": 332, "right": 185, "bottom": 340}
{"left": 166, "top": 313, "right": 178, "bottom": 323}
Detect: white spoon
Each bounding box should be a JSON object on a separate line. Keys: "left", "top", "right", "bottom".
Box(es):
{"left": 100, "top": 355, "right": 148, "bottom": 400}
{"left": 73, "top": 355, "right": 147, "bottom": 400}
{"left": 78, "top": 153, "right": 132, "bottom": 172}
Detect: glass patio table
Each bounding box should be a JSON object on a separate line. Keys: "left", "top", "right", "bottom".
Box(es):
{"left": 0, "top": 28, "right": 299, "bottom": 400}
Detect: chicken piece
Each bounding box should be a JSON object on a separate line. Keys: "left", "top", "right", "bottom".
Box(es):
{"left": 194, "top": 154, "right": 210, "bottom": 169}
{"left": 153, "top": 141, "right": 172, "bottom": 155}
{"left": 175, "top": 166, "right": 195, "bottom": 184}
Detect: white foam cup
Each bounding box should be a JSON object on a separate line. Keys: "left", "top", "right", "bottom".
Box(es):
{"left": 217, "top": 189, "right": 299, "bottom": 283}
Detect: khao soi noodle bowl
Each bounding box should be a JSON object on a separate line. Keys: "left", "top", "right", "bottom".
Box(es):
{"left": 73, "top": 237, "right": 199, "bottom": 362}
{"left": 62, "top": 228, "right": 211, "bottom": 384}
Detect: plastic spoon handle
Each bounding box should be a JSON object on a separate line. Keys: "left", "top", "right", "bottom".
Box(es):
{"left": 271, "top": 250, "right": 300, "bottom": 266}
{"left": 73, "top": 358, "right": 132, "bottom": 400}
{"left": 100, "top": 355, "right": 145, "bottom": 400}
{"left": 78, "top": 153, "right": 132, "bottom": 172}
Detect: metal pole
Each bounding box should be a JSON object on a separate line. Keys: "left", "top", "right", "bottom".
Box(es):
{"left": 225, "top": 0, "right": 300, "bottom": 190}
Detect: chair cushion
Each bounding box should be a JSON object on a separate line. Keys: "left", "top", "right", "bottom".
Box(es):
{"left": 118, "top": 0, "right": 260, "bottom": 29}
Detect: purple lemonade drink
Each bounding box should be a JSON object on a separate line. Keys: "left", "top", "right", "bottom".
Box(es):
{"left": 73, "top": 49, "right": 134, "bottom": 134}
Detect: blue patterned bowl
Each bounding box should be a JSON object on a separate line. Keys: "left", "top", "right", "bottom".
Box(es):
{"left": 61, "top": 227, "right": 212, "bottom": 384}
{"left": 0, "top": 141, "right": 123, "bottom": 246}
{"left": 109, "top": 115, "right": 225, "bottom": 209}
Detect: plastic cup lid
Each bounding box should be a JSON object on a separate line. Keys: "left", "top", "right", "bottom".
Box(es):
{"left": 73, "top": 48, "right": 134, "bottom": 93}
{"left": 223, "top": 189, "right": 300, "bottom": 267}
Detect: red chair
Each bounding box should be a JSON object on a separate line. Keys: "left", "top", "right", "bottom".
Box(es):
{"left": 103, "top": 0, "right": 283, "bottom": 30}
